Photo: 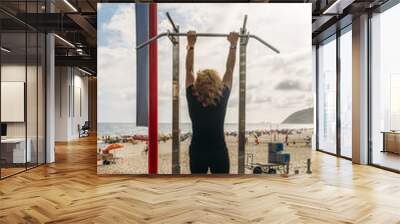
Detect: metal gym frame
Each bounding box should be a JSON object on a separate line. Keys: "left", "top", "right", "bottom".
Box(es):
{"left": 137, "top": 12, "right": 280, "bottom": 174}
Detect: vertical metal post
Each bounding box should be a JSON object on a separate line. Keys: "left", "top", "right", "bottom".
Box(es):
{"left": 25, "top": 8, "right": 28, "bottom": 170}
{"left": 286, "top": 162, "right": 290, "bottom": 175}
{"left": 238, "top": 27, "right": 248, "bottom": 174}
{"left": 336, "top": 30, "right": 341, "bottom": 157}
{"left": 148, "top": 3, "right": 158, "bottom": 174}
{"left": 307, "top": 158, "right": 312, "bottom": 174}
{"left": 0, "top": 29, "right": 2, "bottom": 178}
{"left": 367, "top": 11, "right": 373, "bottom": 165}
{"left": 316, "top": 45, "right": 320, "bottom": 150}
{"left": 172, "top": 26, "right": 180, "bottom": 174}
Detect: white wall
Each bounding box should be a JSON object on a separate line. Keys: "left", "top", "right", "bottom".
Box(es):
{"left": 1, "top": 65, "right": 26, "bottom": 137}
{"left": 1, "top": 65, "right": 38, "bottom": 138}
{"left": 71, "top": 73, "right": 89, "bottom": 138}
{"left": 1, "top": 63, "right": 46, "bottom": 164}
{"left": 55, "top": 67, "right": 89, "bottom": 141}
{"left": 55, "top": 66, "right": 69, "bottom": 141}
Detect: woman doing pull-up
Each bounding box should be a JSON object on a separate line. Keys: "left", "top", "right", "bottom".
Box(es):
{"left": 185, "top": 31, "right": 239, "bottom": 174}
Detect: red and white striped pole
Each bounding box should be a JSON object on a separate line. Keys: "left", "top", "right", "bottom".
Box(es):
{"left": 148, "top": 3, "right": 158, "bottom": 174}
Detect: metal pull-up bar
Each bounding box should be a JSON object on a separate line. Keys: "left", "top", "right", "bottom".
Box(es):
{"left": 138, "top": 11, "right": 281, "bottom": 174}
{"left": 136, "top": 32, "right": 280, "bottom": 54}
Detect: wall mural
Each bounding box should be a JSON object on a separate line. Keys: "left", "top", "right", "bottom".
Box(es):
{"left": 97, "top": 3, "right": 313, "bottom": 175}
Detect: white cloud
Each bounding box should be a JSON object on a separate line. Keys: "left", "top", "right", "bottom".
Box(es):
{"left": 98, "top": 4, "right": 136, "bottom": 123}
{"left": 103, "top": 5, "right": 135, "bottom": 48}
{"left": 99, "top": 3, "right": 312, "bottom": 124}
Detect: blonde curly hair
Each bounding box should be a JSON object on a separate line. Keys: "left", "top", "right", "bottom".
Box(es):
{"left": 193, "top": 69, "right": 224, "bottom": 107}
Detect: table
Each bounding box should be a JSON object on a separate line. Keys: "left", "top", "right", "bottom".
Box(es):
{"left": 1, "top": 138, "right": 31, "bottom": 164}
{"left": 382, "top": 131, "right": 400, "bottom": 154}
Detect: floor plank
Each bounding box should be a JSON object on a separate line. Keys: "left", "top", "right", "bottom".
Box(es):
{"left": 1, "top": 136, "right": 400, "bottom": 223}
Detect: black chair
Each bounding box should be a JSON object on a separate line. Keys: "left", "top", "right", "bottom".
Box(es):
{"left": 79, "top": 121, "right": 90, "bottom": 138}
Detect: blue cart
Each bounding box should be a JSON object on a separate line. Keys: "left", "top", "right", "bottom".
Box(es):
{"left": 245, "top": 143, "right": 290, "bottom": 174}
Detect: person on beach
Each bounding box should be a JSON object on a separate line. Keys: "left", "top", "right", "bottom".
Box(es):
{"left": 285, "top": 133, "right": 289, "bottom": 146}
{"left": 185, "top": 30, "right": 239, "bottom": 174}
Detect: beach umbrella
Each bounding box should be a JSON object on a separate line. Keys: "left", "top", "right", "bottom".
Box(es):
{"left": 102, "top": 143, "right": 124, "bottom": 154}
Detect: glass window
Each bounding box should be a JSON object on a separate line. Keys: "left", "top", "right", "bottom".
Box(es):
{"left": 1, "top": 31, "right": 28, "bottom": 177}
{"left": 318, "top": 36, "right": 337, "bottom": 154}
{"left": 371, "top": 3, "right": 400, "bottom": 171}
{"left": 339, "top": 28, "right": 352, "bottom": 158}
{"left": 0, "top": 1, "right": 46, "bottom": 179}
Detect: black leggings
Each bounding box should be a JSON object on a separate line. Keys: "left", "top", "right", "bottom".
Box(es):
{"left": 189, "top": 148, "right": 230, "bottom": 174}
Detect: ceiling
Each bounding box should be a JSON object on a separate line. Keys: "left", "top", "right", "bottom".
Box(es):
{"left": 311, "top": 0, "right": 390, "bottom": 43}
{"left": 0, "top": 0, "right": 97, "bottom": 74}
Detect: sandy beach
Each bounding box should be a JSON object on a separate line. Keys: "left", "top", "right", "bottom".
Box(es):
{"left": 97, "top": 128, "right": 313, "bottom": 175}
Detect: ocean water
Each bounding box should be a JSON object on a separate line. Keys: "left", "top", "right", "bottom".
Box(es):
{"left": 98, "top": 122, "right": 313, "bottom": 136}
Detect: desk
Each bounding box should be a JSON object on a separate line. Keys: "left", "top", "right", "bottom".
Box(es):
{"left": 1, "top": 138, "right": 31, "bottom": 163}
{"left": 382, "top": 131, "right": 400, "bottom": 154}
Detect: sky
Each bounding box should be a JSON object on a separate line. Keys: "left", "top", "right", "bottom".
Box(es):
{"left": 98, "top": 3, "right": 312, "bottom": 124}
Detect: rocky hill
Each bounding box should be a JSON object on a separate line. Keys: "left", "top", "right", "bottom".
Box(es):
{"left": 282, "top": 108, "right": 313, "bottom": 124}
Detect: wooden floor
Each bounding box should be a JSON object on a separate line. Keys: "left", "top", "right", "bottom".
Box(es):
{"left": 1, "top": 136, "right": 400, "bottom": 223}
{"left": 372, "top": 151, "right": 400, "bottom": 171}
{"left": 0, "top": 167, "right": 26, "bottom": 178}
